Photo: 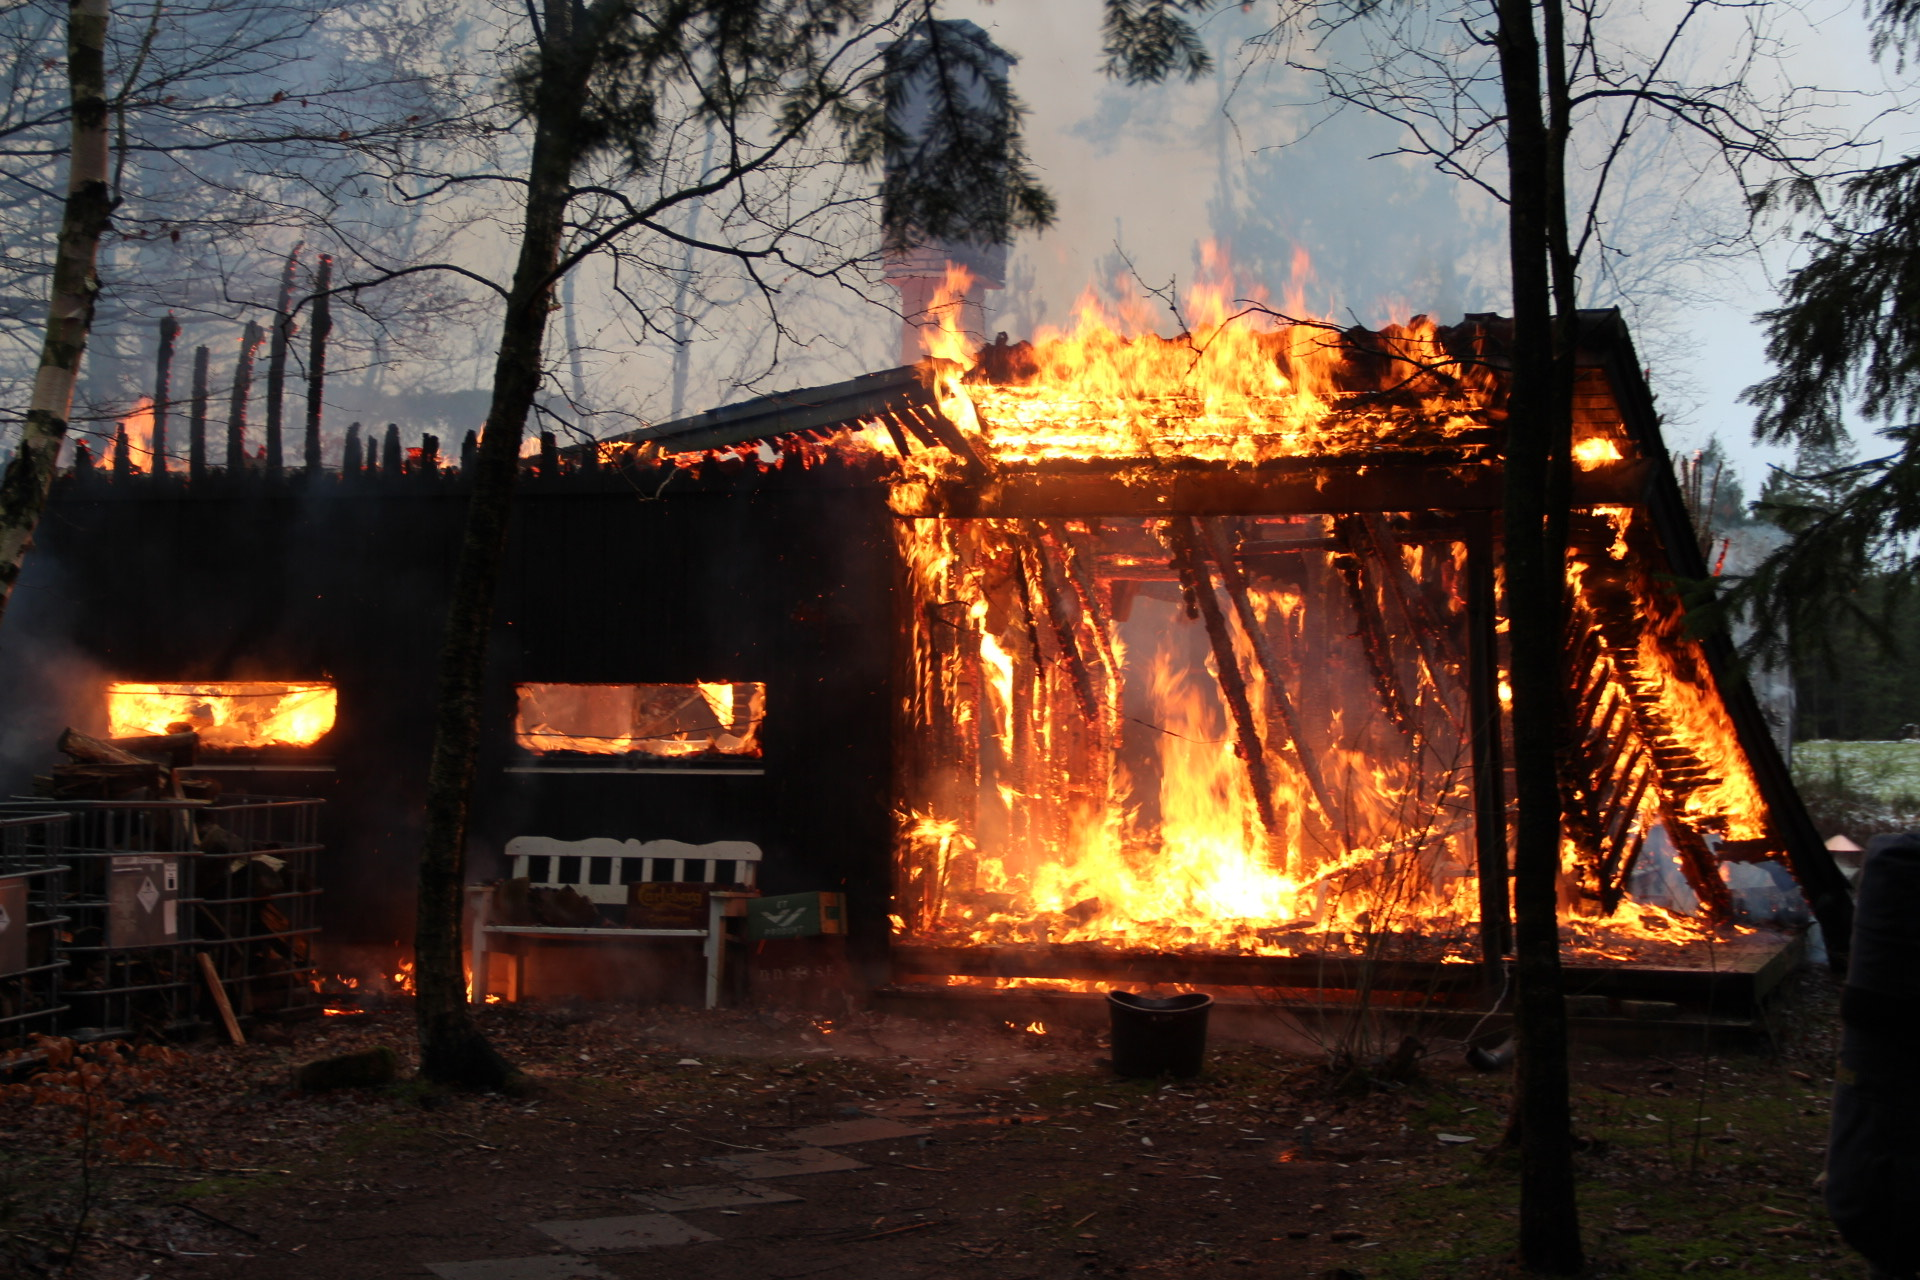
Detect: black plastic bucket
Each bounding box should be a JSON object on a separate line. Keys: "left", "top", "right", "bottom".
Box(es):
{"left": 1107, "top": 991, "right": 1213, "bottom": 1078}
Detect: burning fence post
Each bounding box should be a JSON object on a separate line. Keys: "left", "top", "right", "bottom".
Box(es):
{"left": 264, "top": 245, "right": 301, "bottom": 476}
{"left": 382, "top": 423, "right": 401, "bottom": 475}
{"left": 153, "top": 314, "right": 177, "bottom": 476}
{"left": 343, "top": 422, "right": 362, "bottom": 474}
{"left": 189, "top": 345, "right": 209, "bottom": 482}
{"left": 226, "top": 320, "right": 264, "bottom": 472}
{"left": 305, "top": 254, "right": 332, "bottom": 474}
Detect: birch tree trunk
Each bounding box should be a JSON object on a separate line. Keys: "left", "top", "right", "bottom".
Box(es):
{"left": 0, "top": 0, "right": 112, "bottom": 630}
{"left": 413, "top": 0, "right": 592, "bottom": 1088}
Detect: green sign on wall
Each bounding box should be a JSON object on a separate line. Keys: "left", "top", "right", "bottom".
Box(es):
{"left": 747, "top": 891, "right": 845, "bottom": 940}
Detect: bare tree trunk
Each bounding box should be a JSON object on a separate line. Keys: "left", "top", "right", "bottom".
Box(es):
{"left": 1494, "top": 0, "right": 1583, "bottom": 1270}
{"left": 153, "top": 313, "right": 177, "bottom": 475}
{"left": 305, "top": 254, "right": 332, "bottom": 473}
{"left": 0, "top": 0, "right": 113, "bottom": 629}
{"left": 413, "top": 0, "right": 592, "bottom": 1088}
{"left": 264, "top": 245, "right": 301, "bottom": 476}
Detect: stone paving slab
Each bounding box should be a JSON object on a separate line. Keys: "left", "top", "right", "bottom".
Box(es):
{"left": 783, "top": 1117, "right": 931, "bottom": 1147}
{"left": 635, "top": 1182, "right": 805, "bottom": 1211}
{"left": 531, "top": 1213, "right": 719, "bottom": 1253}
{"left": 704, "top": 1146, "right": 869, "bottom": 1179}
{"left": 425, "top": 1258, "right": 619, "bottom": 1280}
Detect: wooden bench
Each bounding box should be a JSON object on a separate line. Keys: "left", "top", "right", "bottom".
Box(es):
{"left": 467, "top": 837, "right": 761, "bottom": 1009}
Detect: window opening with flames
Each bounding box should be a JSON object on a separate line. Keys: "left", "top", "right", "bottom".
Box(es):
{"left": 515, "top": 683, "right": 766, "bottom": 759}
{"left": 106, "top": 681, "right": 338, "bottom": 749}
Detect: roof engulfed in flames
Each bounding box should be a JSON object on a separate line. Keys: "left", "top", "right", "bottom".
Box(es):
{"left": 915, "top": 264, "right": 1509, "bottom": 472}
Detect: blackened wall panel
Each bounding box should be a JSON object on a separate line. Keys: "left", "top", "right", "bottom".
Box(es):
{"left": 0, "top": 467, "right": 896, "bottom": 972}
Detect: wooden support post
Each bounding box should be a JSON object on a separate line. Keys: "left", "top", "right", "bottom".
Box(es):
{"left": 1331, "top": 539, "right": 1415, "bottom": 733}
{"left": 226, "top": 320, "right": 264, "bottom": 471}
{"left": 189, "top": 345, "right": 209, "bottom": 482}
{"left": 264, "top": 247, "right": 301, "bottom": 475}
{"left": 305, "top": 253, "right": 332, "bottom": 473}
{"left": 343, "top": 422, "right": 363, "bottom": 474}
{"left": 1195, "top": 517, "right": 1338, "bottom": 830}
{"left": 383, "top": 423, "right": 402, "bottom": 474}
{"left": 1598, "top": 761, "right": 1655, "bottom": 913}
{"left": 905, "top": 403, "right": 990, "bottom": 478}
{"left": 196, "top": 952, "right": 245, "bottom": 1045}
{"left": 1022, "top": 535, "right": 1101, "bottom": 724}
{"left": 1465, "top": 515, "right": 1511, "bottom": 975}
{"left": 1660, "top": 800, "right": 1735, "bottom": 919}
{"left": 1358, "top": 514, "right": 1465, "bottom": 728}
{"left": 1165, "top": 517, "right": 1286, "bottom": 856}
{"left": 1045, "top": 521, "right": 1118, "bottom": 675}
{"left": 153, "top": 314, "right": 177, "bottom": 475}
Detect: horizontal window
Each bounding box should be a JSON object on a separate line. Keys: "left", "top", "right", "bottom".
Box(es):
{"left": 105, "top": 681, "right": 337, "bottom": 749}
{"left": 515, "top": 682, "right": 765, "bottom": 759}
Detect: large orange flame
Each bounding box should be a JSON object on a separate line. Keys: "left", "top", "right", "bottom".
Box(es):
{"left": 888, "top": 253, "right": 1770, "bottom": 963}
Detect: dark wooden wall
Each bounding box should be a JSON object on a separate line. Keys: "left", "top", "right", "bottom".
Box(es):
{"left": 0, "top": 464, "right": 897, "bottom": 971}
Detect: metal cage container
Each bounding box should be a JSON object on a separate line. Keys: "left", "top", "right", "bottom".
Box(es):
{"left": 0, "top": 812, "right": 70, "bottom": 1049}
{"left": 0, "top": 796, "right": 323, "bottom": 1037}
{"left": 186, "top": 795, "right": 324, "bottom": 1020}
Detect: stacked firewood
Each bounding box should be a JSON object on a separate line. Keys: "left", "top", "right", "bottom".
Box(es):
{"left": 34, "top": 727, "right": 216, "bottom": 800}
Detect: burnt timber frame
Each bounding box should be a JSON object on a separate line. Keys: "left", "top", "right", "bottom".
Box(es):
{"left": 630, "top": 309, "right": 1854, "bottom": 978}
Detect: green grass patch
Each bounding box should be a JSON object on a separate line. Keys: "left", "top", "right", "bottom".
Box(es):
{"left": 1359, "top": 1061, "right": 1860, "bottom": 1278}
{"left": 1794, "top": 740, "right": 1920, "bottom": 807}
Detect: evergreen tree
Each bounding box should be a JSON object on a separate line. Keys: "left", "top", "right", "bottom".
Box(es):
{"left": 1736, "top": 0, "right": 1920, "bottom": 656}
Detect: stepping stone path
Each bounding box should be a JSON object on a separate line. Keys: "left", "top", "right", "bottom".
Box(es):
{"left": 533, "top": 1213, "right": 719, "bottom": 1252}
{"left": 635, "top": 1182, "right": 802, "bottom": 1211}
{"left": 427, "top": 1259, "right": 618, "bottom": 1280}
{"left": 784, "top": 1117, "right": 929, "bottom": 1147}
{"left": 424, "top": 1114, "right": 920, "bottom": 1275}
{"left": 704, "top": 1145, "right": 870, "bottom": 1179}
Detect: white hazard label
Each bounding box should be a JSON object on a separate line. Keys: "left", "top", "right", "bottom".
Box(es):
{"left": 137, "top": 876, "right": 160, "bottom": 914}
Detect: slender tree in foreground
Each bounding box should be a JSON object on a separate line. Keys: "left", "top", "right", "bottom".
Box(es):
{"left": 1103, "top": 0, "right": 1835, "bottom": 1266}
{"left": 0, "top": 0, "right": 111, "bottom": 629}
{"left": 411, "top": 0, "right": 1054, "bottom": 1087}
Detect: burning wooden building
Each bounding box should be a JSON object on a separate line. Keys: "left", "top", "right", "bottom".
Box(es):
{"left": 0, "top": 291, "right": 1848, "bottom": 1035}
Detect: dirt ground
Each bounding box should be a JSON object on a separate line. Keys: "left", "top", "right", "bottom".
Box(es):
{"left": 0, "top": 968, "right": 1870, "bottom": 1280}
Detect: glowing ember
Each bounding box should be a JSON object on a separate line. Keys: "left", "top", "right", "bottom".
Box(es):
{"left": 106, "top": 681, "right": 337, "bottom": 747}
{"left": 515, "top": 682, "right": 765, "bottom": 757}
{"left": 1573, "top": 436, "right": 1624, "bottom": 470}
{"left": 386, "top": 957, "right": 498, "bottom": 1004}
